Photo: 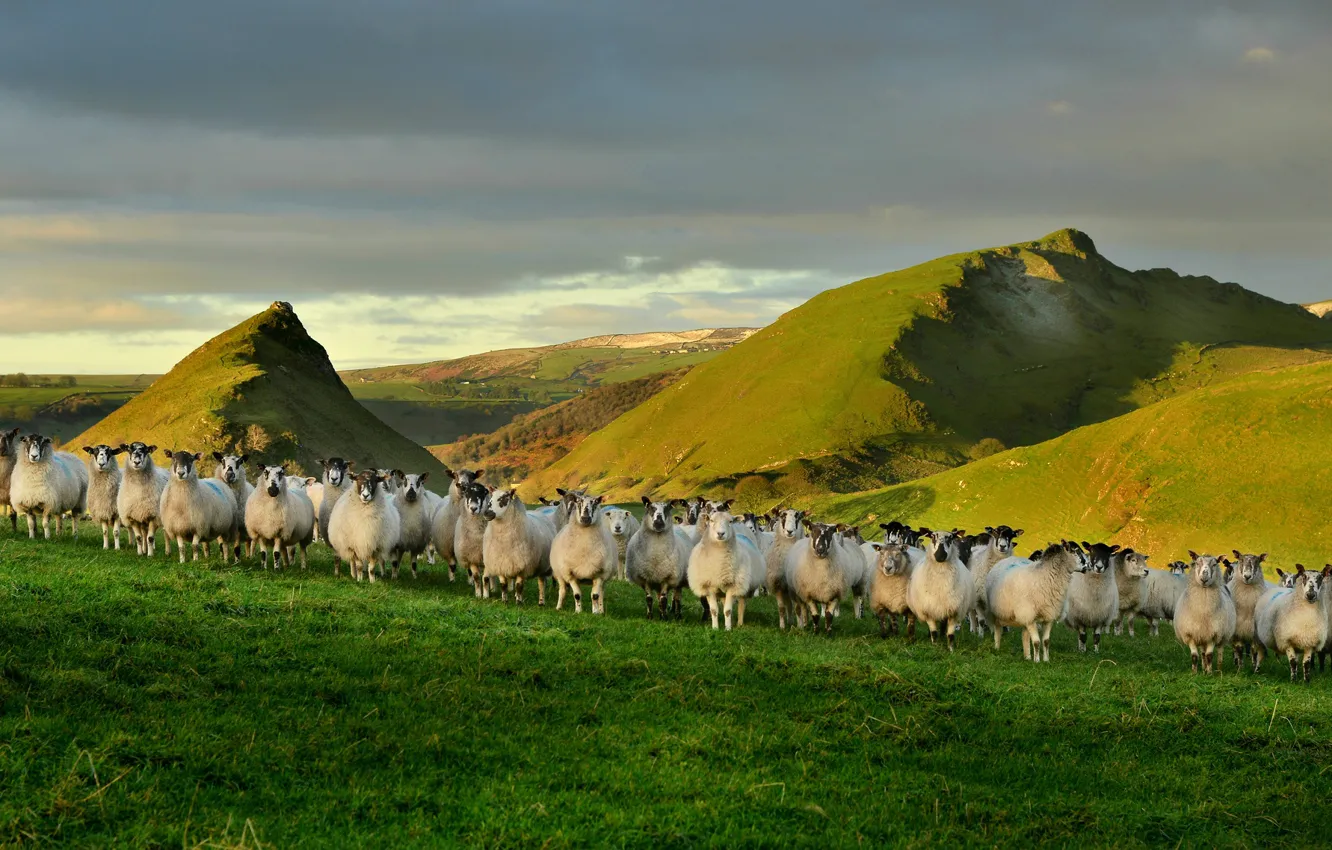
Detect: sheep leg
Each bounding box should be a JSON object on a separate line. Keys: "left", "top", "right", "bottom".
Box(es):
{"left": 854, "top": 595, "right": 863, "bottom": 620}
{"left": 1093, "top": 628, "right": 1102, "bottom": 653}
{"left": 279, "top": 539, "right": 292, "bottom": 569}
{"left": 1303, "top": 651, "right": 1314, "bottom": 683}
{"left": 700, "top": 596, "right": 711, "bottom": 625}
{"left": 656, "top": 586, "right": 668, "bottom": 619}
{"left": 1287, "top": 650, "right": 1298, "bottom": 682}
{"left": 1149, "top": 617, "right": 1159, "bottom": 637}
{"left": 671, "top": 588, "right": 682, "bottom": 618}
{"left": 257, "top": 540, "right": 269, "bottom": 569}
{"left": 946, "top": 619, "right": 957, "bottom": 652}
{"left": 447, "top": 559, "right": 456, "bottom": 582}
{"left": 1041, "top": 621, "right": 1054, "bottom": 662}
{"left": 101, "top": 522, "right": 110, "bottom": 550}
{"left": 410, "top": 553, "right": 419, "bottom": 580}
{"left": 643, "top": 588, "right": 655, "bottom": 619}
{"left": 6, "top": 508, "right": 14, "bottom": 533}
{"left": 426, "top": 544, "right": 436, "bottom": 566}
{"left": 878, "top": 611, "right": 888, "bottom": 638}
{"left": 723, "top": 591, "right": 737, "bottom": 631}
{"left": 390, "top": 552, "right": 401, "bottom": 581}
{"left": 333, "top": 555, "right": 341, "bottom": 577}
{"left": 298, "top": 542, "right": 308, "bottom": 570}
{"left": 571, "top": 580, "right": 583, "bottom": 614}
{"left": 41, "top": 512, "right": 53, "bottom": 540}
{"left": 55, "top": 513, "right": 63, "bottom": 536}
{"left": 23, "top": 512, "right": 36, "bottom": 540}
{"left": 1233, "top": 642, "right": 1243, "bottom": 673}
{"left": 369, "top": 558, "right": 380, "bottom": 583}
{"left": 1253, "top": 645, "right": 1264, "bottom": 673}
{"left": 736, "top": 596, "right": 746, "bottom": 628}
{"left": 591, "top": 578, "right": 604, "bottom": 615}
{"left": 147, "top": 521, "right": 158, "bottom": 557}
{"left": 1077, "top": 628, "right": 1087, "bottom": 653}
{"left": 1189, "top": 644, "right": 1199, "bottom": 674}
{"left": 926, "top": 619, "right": 939, "bottom": 646}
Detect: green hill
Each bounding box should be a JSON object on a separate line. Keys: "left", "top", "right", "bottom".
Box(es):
{"left": 530, "top": 229, "right": 1332, "bottom": 500}
{"left": 72, "top": 302, "right": 445, "bottom": 478}
{"left": 814, "top": 358, "right": 1332, "bottom": 569}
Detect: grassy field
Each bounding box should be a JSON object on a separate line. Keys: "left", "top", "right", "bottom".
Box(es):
{"left": 531, "top": 229, "right": 1332, "bottom": 500}
{"left": 1, "top": 529, "right": 1328, "bottom": 846}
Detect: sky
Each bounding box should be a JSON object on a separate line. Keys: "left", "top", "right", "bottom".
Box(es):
{"left": 1, "top": 1, "right": 1329, "bottom": 372}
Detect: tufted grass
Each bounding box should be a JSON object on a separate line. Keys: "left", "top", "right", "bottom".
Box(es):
{"left": 1, "top": 528, "right": 1328, "bottom": 847}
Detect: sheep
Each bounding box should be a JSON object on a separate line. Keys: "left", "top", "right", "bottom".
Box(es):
{"left": 868, "top": 543, "right": 917, "bottom": 638}
{"left": 431, "top": 468, "right": 483, "bottom": 582}
{"left": 211, "top": 453, "right": 255, "bottom": 559}
{"left": 1062, "top": 542, "right": 1122, "bottom": 653}
{"left": 0, "top": 427, "right": 19, "bottom": 533}
{"left": 688, "top": 509, "right": 764, "bottom": 630}
{"left": 482, "top": 488, "right": 557, "bottom": 604}
{"left": 551, "top": 487, "right": 584, "bottom": 532}
{"left": 783, "top": 521, "right": 851, "bottom": 633}
{"left": 765, "top": 509, "right": 806, "bottom": 629}
{"left": 550, "top": 492, "right": 618, "bottom": 613}
{"left": 967, "top": 525, "right": 1024, "bottom": 633}
{"left": 10, "top": 433, "right": 88, "bottom": 540}
{"left": 737, "top": 512, "right": 775, "bottom": 554}
{"left": 82, "top": 444, "right": 124, "bottom": 549}
{"left": 986, "top": 541, "right": 1087, "bottom": 661}
{"left": 675, "top": 496, "right": 707, "bottom": 545}
{"left": 907, "top": 530, "right": 977, "bottom": 651}
{"left": 244, "top": 465, "right": 316, "bottom": 569}
{"left": 452, "top": 481, "right": 491, "bottom": 597}
{"left": 117, "top": 442, "right": 170, "bottom": 557}
{"left": 1173, "top": 552, "right": 1238, "bottom": 674}
{"left": 1111, "top": 549, "right": 1151, "bottom": 636}
{"left": 837, "top": 525, "right": 870, "bottom": 618}
{"left": 1137, "top": 562, "right": 1188, "bottom": 636}
{"left": 327, "top": 470, "right": 401, "bottom": 582}
{"left": 159, "top": 450, "right": 237, "bottom": 564}
{"left": 602, "top": 507, "right": 641, "bottom": 580}
{"left": 316, "top": 458, "right": 356, "bottom": 574}
{"left": 389, "top": 471, "right": 435, "bottom": 579}
{"left": 1255, "top": 565, "right": 1331, "bottom": 682}
{"left": 626, "top": 497, "right": 691, "bottom": 619}
{"left": 1227, "top": 551, "right": 1272, "bottom": 672}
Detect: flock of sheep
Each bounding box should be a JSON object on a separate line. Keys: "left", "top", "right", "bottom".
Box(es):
{"left": 2, "top": 426, "right": 1330, "bottom": 683}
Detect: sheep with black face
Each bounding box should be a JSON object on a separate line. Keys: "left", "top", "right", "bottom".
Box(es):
{"left": 431, "top": 467, "right": 483, "bottom": 582}
{"left": 986, "top": 541, "right": 1087, "bottom": 662}
{"left": 327, "top": 470, "right": 401, "bottom": 582}
{"left": 1255, "top": 565, "right": 1331, "bottom": 682}
{"left": 906, "top": 530, "right": 976, "bottom": 651}
{"left": 159, "top": 449, "right": 236, "bottom": 564}
{"left": 626, "top": 498, "right": 691, "bottom": 619}
{"left": 1062, "top": 542, "right": 1121, "bottom": 653}
{"left": 453, "top": 481, "right": 491, "bottom": 597}
{"left": 783, "top": 521, "right": 852, "bottom": 634}
{"left": 10, "top": 433, "right": 88, "bottom": 541}
{"left": 117, "top": 442, "right": 170, "bottom": 556}
{"left": 82, "top": 444, "right": 124, "bottom": 550}
{"left": 391, "top": 471, "right": 435, "bottom": 579}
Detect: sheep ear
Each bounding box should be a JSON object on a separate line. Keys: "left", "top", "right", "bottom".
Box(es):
{"left": 345, "top": 461, "right": 355, "bottom": 470}
{"left": 1232, "top": 549, "right": 1243, "bottom": 559}
{"left": 418, "top": 472, "right": 429, "bottom": 484}
{"left": 879, "top": 523, "right": 891, "bottom": 531}
{"left": 118, "top": 443, "right": 130, "bottom": 452}
{"left": 556, "top": 488, "right": 568, "bottom": 497}
{"left": 164, "top": 449, "right": 174, "bottom": 459}
{"left": 239, "top": 454, "right": 249, "bottom": 464}
{"left": 110, "top": 446, "right": 124, "bottom": 455}
{"left": 82, "top": 446, "right": 95, "bottom": 455}
{"left": 473, "top": 469, "right": 484, "bottom": 479}
{"left": 673, "top": 516, "right": 682, "bottom": 524}
{"left": 1188, "top": 550, "right": 1199, "bottom": 561}
{"left": 1323, "top": 565, "right": 1332, "bottom": 578}
{"left": 1110, "top": 544, "right": 1121, "bottom": 553}
{"left": 318, "top": 459, "right": 328, "bottom": 469}
{"left": 213, "top": 452, "right": 225, "bottom": 462}
{"left": 193, "top": 452, "right": 204, "bottom": 462}
{"left": 1080, "top": 541, "right": 1092, "bottom": 550}
{"left": 1258, "top": 553, "right": 1267, "bottom": 562}
{"left": 1296, "top": 564, "right": 1307, "bottom": 575}
{"left": 640, "top": 495, "right": 651, "bottom": 506}
{"left": 146, "top": 445, "right": 157, "bottom": 454}
{"left": 871, "top": 542, "right": 884, "bottom": 551}
{"left": 723, "top": 499, "right": 735, "bottom": 509}
{"left": 1012, "top": 529, "right": 1024, "bottom": 537}
{"left": 445, "top": 468, "right": 456, "bottom": 480}
{"left": 1276, "top": 568, "right": 1286, "bottom": 578}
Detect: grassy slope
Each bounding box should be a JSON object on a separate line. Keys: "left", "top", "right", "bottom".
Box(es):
{"left": 814, "top": 358, "right": 1332, "bottom": 569}
{"left": 71, "top": 303, "right": 445, "bottom": 479}
{"left": 1, "top": 531, "right": 1328, "bottom": 846}
{"left": 532, "top": 230, "right": 1332, "bottom": 500}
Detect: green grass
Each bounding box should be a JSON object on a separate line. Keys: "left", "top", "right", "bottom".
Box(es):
{"left": 813, "top": 358, "right": 1332, "bottom": 572}
{"left": 596, "top": 350, "right": 718, "bottom": 384}
{"left": 1, "top": 530, "right": 1328, "bottom": 846}
{"left": 531, "top": 229, "right": 1332, "bottom": 500}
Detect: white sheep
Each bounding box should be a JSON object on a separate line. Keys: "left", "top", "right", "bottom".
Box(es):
{"left": 868, "top": 543, "right": 917, "bottom": 638}
{"left": 765, "top": 509, "right": 806, "bottom": 629}
{"left": 432, "top": 468, "right": 482, "bottom": 582}
{"left": 626, "top": 497, "right": 691, "bottom": 619}
{"left": 453, "top": 481, "right": 491, "bottom": 597}
{"left": 838, "top": 526, "right": 871, "bottom": 619}
{"left": 0, "top": 427, "right": 19, "bottom": 533}
{"left": 550, "top": 492, "right": 618, "bottom": 613}
{"left": 1226, "top": 551, "right": 1272, "bottom": 672}
{"left": 602, "top": 507, "right": 641, "bottom": 580}
{"left": 482, "top": 488, "right": 557, "bottom": 604}
{"left": 327, "top": 471, "right": 401, "bottom": 582}
{"left": 1173, "top": 552, "right": 1238, "bottom": 674}
{"left": 1111, "top": 549, "right": 1152, "bottom": 636}
{"left": 783, "top": 521, "right": 851, "bottom": 633}
{"left": 1137, "top": 561, "right": 1188, "bottom": 636}
{"left": 211, "top": 453, "right": 256, "bottom": 560}
{"left": 390, "top": 471, "right": 435, "bottom": 580}
{"left": 81, "top": 444, "right": 124, "bottom": 550}
{"left": 245, "top": 465, "right": 316, "bottom": 569}
{"left": 688, "top": 509, "right": 764, "bottom": 631}
{"left": 10, "top": 433, "right": 88, "bottom": 540}
{"left": 1062, "top": 542, "right": 1122, "bottom": 653}
{"left": 316, "top": 458, "right": 356, "bottom": 575}
{"left": 550, "top": 488, "right": 584, "bottom": 532}
{"left": 907, "top": 530, "right": 977, "bottom": 651}
{"left": 986, "top": 541, "right": 1087, "bottom": 661}
{"left": 117, "top": 442, "right": 170, "bottom": 557}
{"left": 159, "top": 450, "right": 237, "bottom": 564}
{"left": 1255, "top": 565, "right": 1331, "bottom": 682}
{"left": 966, "top": 525, "right": 1024, "bottom": 633}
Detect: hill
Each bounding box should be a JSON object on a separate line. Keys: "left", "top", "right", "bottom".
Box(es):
{"left": 71, "top": 302, "right": 445, "bottom": 477}
{"left": 814, "top": 358, "right": 1332, "bottom": 568}
{"left": 1303, "top": 299, "right": 1332, "bottom": 318}
{"left": 430, "top": 367, "right": 689, "bottom": 485}
{"left": 340, "top": 327, "right": 758, "bottom": 385}
{"left": 529, "top": 229, "right": 1332, "bottom": 500}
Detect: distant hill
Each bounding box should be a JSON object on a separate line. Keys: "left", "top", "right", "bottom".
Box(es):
{"left": 430, "top": 368, "right": 688, "bottom": 486}
{"left": 814, "top": 359, "right": 1332, "bottom": 569}
{"left": 73, "top": 302, "right": 445, "bottom": 478}
{"left": 340, "top": 327, "right": 758, "bottom": 385}
{"left": 1303, "top": 300, "right": 1332, "bottom": 318}
{"left": 528, "top": 229, "right": 1332, "bottom": 500}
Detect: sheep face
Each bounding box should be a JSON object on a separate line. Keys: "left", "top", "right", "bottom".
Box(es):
{"left": 380, "top": 470, "right": 406, "bottom": 496}
{"left": 606, "top": 508, "right": 634, "bottom": 536}
{"left": 214, "top": 453, "right": 250, "bottom": 485}
{"left": 985, "top": 525, "right": 1024, "bottom": 555}
{"left": 352, "top": 471, "right": 384, "bottom": 504}
{"left": 641, "top": 499, "right": 675, "bottom": 532}
{"left": 1231, "top": 552, "right": 1268, "bottom": 585}
{"left": 571, "top": 493, "right": 604, "bottom": 527}
{"left": 401, "top": 472, "right": 429, "bottom": 504}
{"left": 807, "top": 522, "right": 838, "bottom": 558}
{"left": 683, "top": 497, "right": 705, "bottom": 525}
{"left": 1119, "top": 549, "right": 1150, "bottom": 577}
{"left": 164, "top": 450, "right": 203, "bottom": 481}
{"left": 872, "top": 542, "right": 911, "bottom": 576}
{"left": 319, "top": 457, "right": 353, "bottom": 488}
{"left": 20, "top": 434, "right": 53, "bottom": 464}
{"left": 1168, "top": 560, "right": 1188, "bottom": 576}
{"left": 122, "top": 442, "right": 158, "bottom": 471}
{"left": 83, "top": 444, "right": 124, "bottom": 472}
{"left": 1295, "top": 567, "right": 1326, "bottom": 603}
{"left": 778, "top": 509, "right": 806, "bottom": 539}
{"left": 927, "top": 530, "right": 958, "bottom": 563}
{"left": 462, "top": 482, "right": 490, "bottom": 517}
{"left": 448, "top": 467, "right": 483, "bottom": 488}
{"left": 1082, "top": 541, "right": 1120, "bottom": 574}
{"left": 484, "top": 488, "right": 520, "bottom": 521}
{"left": 839, "top": 525, "right": 864, "bottom": 545}
{"left": 0, "top": 427, "right": 19, "bottom": 458}
{"left": 554, "top": 487, "right": 584, "bottom": 520}
{"left": 1186, "top": 552, "right": 1225, "bottom": 587}
{"left": 260, "top": 466, "right": 288, "bottom": 498}
{"left": 705, "top": 511, "right": 737, "bottom": 544}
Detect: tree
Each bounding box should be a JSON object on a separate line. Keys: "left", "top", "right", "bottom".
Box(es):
{"left": 58, "top": 375, "right": 77, "bottom": 388}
